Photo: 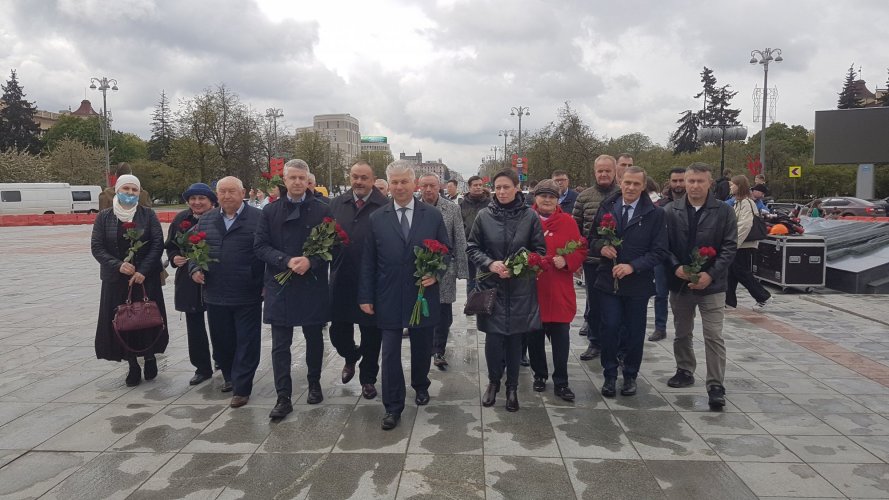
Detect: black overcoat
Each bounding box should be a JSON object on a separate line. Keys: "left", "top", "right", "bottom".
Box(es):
{"left": 254, "top": 191, "right": 332, "bottom": 326}
{"left": 164, "top": 209, "right": 204, "bottom": 313}
{"left": 91, "top": 207, "right": 169, "bottom": 361}
{"left": 466, "top": 194, "right": 547, "bottom": 336}
{"left": 358, "top": 199, "right": 450, "bottom": 330}
{"left": 329, "top": 188, "right": 389, "bottom": 325}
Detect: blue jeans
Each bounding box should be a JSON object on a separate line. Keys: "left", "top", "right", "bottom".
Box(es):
{"left": 653, "top": 263, "right": 669, "bottom": 332}
{"left": 598, "top": 292, "right": 649, "bottom": 379}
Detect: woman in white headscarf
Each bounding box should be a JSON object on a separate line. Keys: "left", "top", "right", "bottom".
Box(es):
{"left": 91, "top": 175, "right": 169, "bottom": 387}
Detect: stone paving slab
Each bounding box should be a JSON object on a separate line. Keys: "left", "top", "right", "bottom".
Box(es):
{"left": 3, "top": 225, "right": 889, "bottom": 498}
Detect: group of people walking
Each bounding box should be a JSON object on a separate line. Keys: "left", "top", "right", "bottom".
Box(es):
{"left": 92, "top": 153, "right": 762, "bottom": 432}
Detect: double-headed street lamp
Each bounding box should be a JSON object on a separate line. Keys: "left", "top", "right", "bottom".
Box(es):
{"left": 89, "top": 76, "right": 118, "bottom": 187}
{"left": 749, "top": 47, "right": 782, "bottom": 172}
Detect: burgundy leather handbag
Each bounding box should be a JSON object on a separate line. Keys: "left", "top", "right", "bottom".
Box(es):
{"left": 113, "top": 284, "right": 165, "bottom": 353}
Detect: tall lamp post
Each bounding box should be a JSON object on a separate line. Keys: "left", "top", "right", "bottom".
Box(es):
{"left": 749, "top": 48, "right": 782, "bottom": 173}
{"left": 89, "top": 77, "right": 118, "bottom": 187}
{"left": 509, "top": 107, "right": 530, "bottom": 177}
{"left": 265, "top": 108, "right": 283, "bottom": 157}
{"left": 491, "top": 146, "right": 500, "bottom": 164}
{"left": 497, "top": 129, "right": 512, "bottom": 169}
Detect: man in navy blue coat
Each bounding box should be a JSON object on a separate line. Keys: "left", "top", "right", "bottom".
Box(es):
{"left": 588, "top": 166, "right": 669, "bottom": 398}
{"left": 190, "top": 176, "right": 265, "bottom": 409}
{"left": 359, "top": 160, "right": 450, "bottom": 430}
{"left": 552, "top": 169, "right": 578, "bottom": 214}
{"left": 255, "top": 159, "right": 333, "bottom": 420}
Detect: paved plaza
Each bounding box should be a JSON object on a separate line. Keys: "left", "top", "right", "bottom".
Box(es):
{"left": 3, "top": 225, "right": 889, "bottom": 499}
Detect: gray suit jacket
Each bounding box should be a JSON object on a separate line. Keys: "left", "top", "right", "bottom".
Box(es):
{"left": 432, "top": 196, "right": 468, "bottom": 303}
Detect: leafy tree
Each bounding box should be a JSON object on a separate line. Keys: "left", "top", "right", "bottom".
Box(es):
{"left": 693, "top": 67, "right": 718, "bottom": 124}
{"left": 879, "top": 68, "right": 889, "bottom": 106}
{"left": 605, "top": 132, "right": 654, "bottom": 159}
{"left": 176, "top": 94, "right": 219, "bottom": 183}
{"left": 41, "top": 114, "right": 103, "bottom": 150}
{"left": 0, "top": 70, "right": 41, "bottom": 154}
{"left": 147, "top": 90, "right": 175, "bottom": 161}
{"left": 110, "top": 131, "right": 148, "bottom": 163}
{"left": 129, "top": 159, "right": 185, "bottom": 204}
{"left": 0, "top": 148, "right": 49, "bottom": 182}
{"left": 707, "top": 85, "right": 741, "bottom": 126}
{"left": 669, "top": 110, "right": 701, "bottom": 155}
{"left": 46, "top": 138, "right": 105, "bottom": 185}
{"left": 357, "top": 150, "right": 394, "bottom": 180}
{"left": 293, "top": 131, "right": 331, "bottom": 174}
{"left": 837, "top": 64, "right": 864, "bottom": 109}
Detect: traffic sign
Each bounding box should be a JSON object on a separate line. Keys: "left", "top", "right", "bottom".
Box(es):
{"left": 788, "top": 166, "right": 802, "bottom": 178}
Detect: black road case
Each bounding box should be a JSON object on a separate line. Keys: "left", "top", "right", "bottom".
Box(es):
{"left": 753, "top": 235, "right": 826, "bottom": 291}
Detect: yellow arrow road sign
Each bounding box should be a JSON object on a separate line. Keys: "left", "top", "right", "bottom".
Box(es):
{"left": 789, "top": 166, "right": 802, "bottom": 178}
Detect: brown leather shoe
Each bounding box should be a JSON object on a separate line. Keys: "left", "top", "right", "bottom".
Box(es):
{"left": 361, "top": 383, "right": 377, "bottom": 399}
{"left": 342, "top": 362, "right": 356, "bottom": 384}
{"left": 230, "top": 395, "right": 249, "bottom": 408}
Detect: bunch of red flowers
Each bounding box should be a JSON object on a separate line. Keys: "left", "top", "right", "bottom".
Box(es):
{"left": 185, "top": 230, "right": 216, "bottom": 272}
{"left": 597, "top": 214, "right": 623, "bottom": 291}
{"left": 275, "top": 217, "right": 349, "bottom": 287}
{"left": 409, "top": 239, "right": 450, "bottom": 326}
{"left": 121, "top": 221, "right": 144, "bottom": 263}
{"left": 683, "top": 246, "right": 717, "bottom": 285}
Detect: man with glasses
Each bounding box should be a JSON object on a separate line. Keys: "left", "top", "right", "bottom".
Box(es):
{"left": 552, "top": 170, "right": 578, "bottom": 214}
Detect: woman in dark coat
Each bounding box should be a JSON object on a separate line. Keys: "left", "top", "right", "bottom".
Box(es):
{"left": 467, "top": 170, "right": 546, "bottom": 412}
{"left": 91, "top": 175, "right": 169, "bottom": 387}
{"left": 164, "top": 183, "right": 217, "bottom": 386}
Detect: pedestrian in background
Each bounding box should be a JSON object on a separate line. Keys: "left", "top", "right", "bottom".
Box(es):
{"left": 726, "top": 175, "right": 771, "bottom": 309}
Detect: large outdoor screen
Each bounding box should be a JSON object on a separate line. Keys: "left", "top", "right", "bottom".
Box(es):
{"left": 814, "top": 107, "right": 889, "bottom": 164}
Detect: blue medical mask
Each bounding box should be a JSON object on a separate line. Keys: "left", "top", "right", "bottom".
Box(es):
{"left": 117, "top": 193, "right": 139, "bottom": 206}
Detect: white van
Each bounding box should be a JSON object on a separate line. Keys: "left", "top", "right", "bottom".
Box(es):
{"left": 70, "top": 185, "right": 102, "bottom": 213}
{"left": 0, "top": 183, "right": 73, "bottom": 215}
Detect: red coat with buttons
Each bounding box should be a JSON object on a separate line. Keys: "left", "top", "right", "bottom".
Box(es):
{"left": 534, "top": 206, "right": 587, "bottom": 323}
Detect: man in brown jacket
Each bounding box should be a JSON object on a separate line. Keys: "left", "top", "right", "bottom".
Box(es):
{"left": 99, "top": 163, "right": 153, "bottom": 209}
{"left": 572, "top": 154, "right": 619, "bottom": 360}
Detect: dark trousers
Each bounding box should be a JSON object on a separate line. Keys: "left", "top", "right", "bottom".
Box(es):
{"left": 727, "top": 247, "right": 772, "bottom": 307}
{"left": 485, "top": 332, "right": 523, "bottom": 388}
{"left": 528, "top": 322, "right": 570, "bottom": 387}
{"left": 271, "top": 324, "right": 324, "bottom": 398}
{"left": 380, "top": 327, "right": 433, "bottom": 415}
{"left": 432, "top": 303, "right": 454, "bottom": 355}
{"left": 599, "top": 291, "right": 649, "bottom": 379}
{"left": 466, "top": 261, "right": 477, "bottom": 294}
{"left": 329, "top": 321, "right": 382, "bottom": 385}
{"left": 206, "top": 303, "right": 261, "bottom": 396}
{"left": 583, "top": 262, "right": 601, "bottom": 347}
{"left": 653, "top": 263, "right": 669, "bottom": 332}
{"left": 185, "top": 311, "right": 213, "bottom": 376}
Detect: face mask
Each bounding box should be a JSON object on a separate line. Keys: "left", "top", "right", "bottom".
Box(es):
{"left": 117, "top": 193, "right": 139, "bottom": 206}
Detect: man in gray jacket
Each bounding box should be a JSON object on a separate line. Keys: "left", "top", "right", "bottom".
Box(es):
{"left": 572, "top": 155, "right": 619, "bottom": 360}
{"left": 419, "top": 174, "right": 468, "bottom": 368}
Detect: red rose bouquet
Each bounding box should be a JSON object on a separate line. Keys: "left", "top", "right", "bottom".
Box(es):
{"left": 683, "top": 246, "right": 717, "bottom": 285}
{"left": 409, "top": 239, "right": 449, "bottom": 326}
{"left": 121, "top": 221, "right": 145, "bottom": 263}
{"left": 173, "top": 219, "right": 196, "bottom": 254}
{"left": 185, "top": 230, "right": 217, "bottom": 272}
{"left": 275, "top": 217, "right": 349, "bottom": 287}
{"left": 556, "top": 237, "right": 587, "bottom": 257}
{"left": 597, "top": 214, "right": 623, "bottom": 291}
{"left": 475, "top": 248, "right": 547, "bottom": 281}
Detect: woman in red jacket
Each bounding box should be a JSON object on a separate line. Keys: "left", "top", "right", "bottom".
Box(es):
{"left": 528, "top": 180, "right": 588, "bottom": 401}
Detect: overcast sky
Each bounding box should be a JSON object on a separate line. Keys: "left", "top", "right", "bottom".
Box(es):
{"left": 2, "top": 0, "right": 887, "bottom": 177}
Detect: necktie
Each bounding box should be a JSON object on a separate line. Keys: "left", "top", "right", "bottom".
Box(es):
{"left": 621, "top": 205, "right": 631, "bottom": 231}
{"left": 398, "top": 207, "right": 410, "bottom": 239}
{"left": 355, "top": 198, "right": 365, "bottom": 210}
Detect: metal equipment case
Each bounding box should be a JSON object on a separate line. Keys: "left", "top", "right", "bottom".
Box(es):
{"left": 753, "top": 235, "right": 826, "bottom": 291}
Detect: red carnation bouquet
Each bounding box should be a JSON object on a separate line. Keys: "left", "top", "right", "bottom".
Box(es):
{"left": 409, "top": 239, "right": 449, "bottom": 326}
{"left": 121, "top": 221, "right": 145, "bottom": 263}
{"left": 597, "top": 214, "right": 623, "bottom": 291}
{"left": 275, "top": 217, "right": 349, "bottom": 287}
{"left": 683, "top": 246, "right": 717, "bottom": 285}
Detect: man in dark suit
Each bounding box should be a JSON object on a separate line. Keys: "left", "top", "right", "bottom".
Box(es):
{"left": 552, "top": 169, "right": 578, "bottom": 214}
{"left": 329, "top": 161, "right": 389, "bottom": 400}
{"left": 255, "top": 159, "right": 333, "bottom": 420}
{"left": 359, "top": 160, "right": 450, "bottom": 430}
{"left": 190, "top": 176, "right": 264, "bottom": 409}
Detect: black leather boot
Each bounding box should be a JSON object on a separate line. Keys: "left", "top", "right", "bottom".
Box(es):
{"left": 482, "top": 382, "right": 499, "bottom": 407}
{"left": 505, "top": 386, "right": 519, "bottom": 412}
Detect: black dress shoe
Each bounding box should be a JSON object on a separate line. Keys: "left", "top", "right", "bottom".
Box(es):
{"left": 415, "top": 389, "right": 430, "bottom": 406}
{"left": 361, "top": 383, "right": 377, "bottom": 399}
{"left": 482, "top": 383, "right": 499, "bottom": 407}
{"left": 189, "top": 372, "right": 211, "bottom": 386}
{"left": 505, "top": 386, "right": 519, "bottom": 412}
{"left": 381, "top": 412, "right": 400, "bottom": 430}
{"left": 433, "top": 353, "right": 448, "bottom": 368}
{"left": 621, "top": 378, "right": 637, "bottom": 396}
{"left": 269, "top": 396, "right": 293, "bottom": 419}
{"left": 554, "top": 386, "right": 575, "bottom": 401}
{"left": 221, "top": 381, "right": 233, "bottom": 393}
{"left": 532, "top": 377, "right": 546, "bottom": 392}
{"left": 125, "top": 362, "right": 141, "bottom": 387}
{"left": 648, "top": 329, "right": 667, "bottom": 342}
{"left": 667, "top": 369, "right": 695, "bottom": 388}
{"left": 143, "top": 357, "right": 158, "bottom": 381}
{"left": 578, "top": 322, "right": 589, "bottom": 337}
{"left": 520, "top": 355, "right": 530, "bottom": 367}
{"left": 306, "top": 382, "right": 323, "bottom": 405}
{"left": 601, "top": 377, "right": 617, "bottom": 397}
{"left": 580, "top": 346, "right": 600, "bottom": 361}
{"left": 341, "top": 362, "right": 356, "bottom": 384}
{"left": 708, "top": 384, "right": 726, "bottom": 410}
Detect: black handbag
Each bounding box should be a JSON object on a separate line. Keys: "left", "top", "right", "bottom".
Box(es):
{"left": 113, "top": 284, "right": 165, "bottom": 354}
{"left": 464, "top": 288, "right": 496, "bottom": 316}
{"left": 744, "top": 200, "right": 767, "bottom": 242}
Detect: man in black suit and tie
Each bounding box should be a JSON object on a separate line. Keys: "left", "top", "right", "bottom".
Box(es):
{"left": 359, "top": 160, "right": 451, "bottom": 430}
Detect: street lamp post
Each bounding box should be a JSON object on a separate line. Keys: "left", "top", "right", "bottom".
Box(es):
{"left": 497, "top": 129, "right": 512, "bottom": 169}
{"left": 509, "top": 107, "right": 530, "bottom": 179}
{"left": 491, "top": 146, "right": 500, "bottom": 164}
{"left": 749, "top": 48, "right": 782, "bottom": 173}
{"left": 265, "top": 108, "right": 283, "bottom": 157}
{"left": 89, "top": 76, "right": 118, "bottom": 187}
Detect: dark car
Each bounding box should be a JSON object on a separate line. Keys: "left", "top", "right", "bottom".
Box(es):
{"left": 815, "top": 197, "right": 887, "bottom": 217}
{"left": 767, "top": 202, "right": 802, "bottom": 216}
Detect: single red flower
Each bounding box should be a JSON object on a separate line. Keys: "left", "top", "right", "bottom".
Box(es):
{"left": 179, "top": 220, "right": 192, "bottom": 230}
{"left": 599, "top": 214, "right": 616, "bottom": 230}
{"left": 188, "top": 234, "right": 202, "bottom": 244}
{"left": 579, "top": 236, "right": 588, "bottom": 246}
{"left": 699, "top": 246, "right": 717, "bottom": 258}
{"left": 261, "top": 172, "right": 272, "bottom": 180}
{"left": 122, "top": 221, "right": 136, "bottom": 230}
{"left": 198, "top": 231, "right": 207, "bottom": 239}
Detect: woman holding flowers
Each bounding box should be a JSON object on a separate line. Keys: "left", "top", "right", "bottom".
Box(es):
{"left": 467, "top": 169, "right": 546, "bottom": 412}
{"left": 165, "top": 183, "right": 217, "bottom": 386}
{"left": 91, "top": 175, "right": 169, "bottom": 387}
{"left": 528, "top": 180, "right": 587, "bottom": 401}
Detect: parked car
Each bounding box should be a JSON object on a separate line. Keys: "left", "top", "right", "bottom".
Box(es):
{"left": 814, "top": 197, "right": 887, "bottom": 217}
{"left": 767, "top": 202, "right": 802, "bottom": 216}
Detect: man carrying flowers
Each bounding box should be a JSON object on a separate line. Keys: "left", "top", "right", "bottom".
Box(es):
{"left": 662, "top": 163, "right": 738, "bottom": 410}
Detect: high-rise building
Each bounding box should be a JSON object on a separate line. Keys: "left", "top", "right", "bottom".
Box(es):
{"left": 311, "top": 113, "right": 361, "bottom": 160}
{"left": 361, "top": 136, "right": 392, "bottom": 156}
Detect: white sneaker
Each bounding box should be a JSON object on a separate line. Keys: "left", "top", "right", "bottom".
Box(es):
{"left": 753, "top": 300, "right": 769, "bottom": 310}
